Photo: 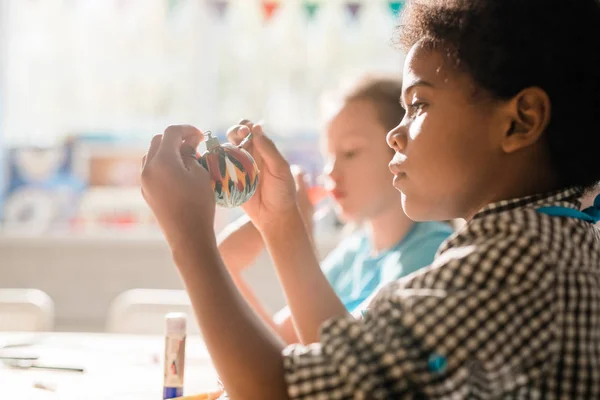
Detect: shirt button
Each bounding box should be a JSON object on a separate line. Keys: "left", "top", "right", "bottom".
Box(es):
{"left": 428, "top": 352, "right": 448, "bottom": 374}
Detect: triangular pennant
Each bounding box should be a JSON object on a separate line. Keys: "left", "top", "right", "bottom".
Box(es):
{"left": 167, "top": 0, "right": 183, "bottom": 14}
{"left": 261, "top": 0, "right": 281, "bottom": 22}
{"left": 345, "top": 1, "right": 362, "bottom": 21}
{"left": 207, "top": 0, "right": 228, "bottom": 19}
{"left": 388, "top": 1, "right": 403, "bottom": 17}
{"left": 302, "top": 0, "right": 320, "bottom": 20}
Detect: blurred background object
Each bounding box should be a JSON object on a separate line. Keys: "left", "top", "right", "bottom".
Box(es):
{"left": 0, "top": 0, "right": 406, "bottom": 332}
{"left": 105, "top": 288, "right": 200, "bottom": 335}
{"left": 0, "top": 288, "right": 55, "bottom": 332}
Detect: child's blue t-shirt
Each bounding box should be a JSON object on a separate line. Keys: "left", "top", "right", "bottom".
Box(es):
{"left": 322, "top": 221, "right": 453, "bottom": 312}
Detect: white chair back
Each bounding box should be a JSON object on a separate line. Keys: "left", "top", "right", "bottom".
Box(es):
{"left": 106, "top": 289, "right": 200, "bottom": 335}
{"left": 0, "top": 288, "right": 54, "bottom": 332}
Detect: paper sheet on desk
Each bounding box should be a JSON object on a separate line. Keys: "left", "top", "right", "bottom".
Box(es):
{"left": 1, "top": 371, "right": 57, "bottom": 400}
{"left": 0, "top": 333, "right": 219, "bottom": 399}
{"left": 2, "top": 363, "right": 218, "bottom": 399}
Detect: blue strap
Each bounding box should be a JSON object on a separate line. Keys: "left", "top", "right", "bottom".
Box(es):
{"left": 537, "top": 194, "right": 600, "bottom": 223}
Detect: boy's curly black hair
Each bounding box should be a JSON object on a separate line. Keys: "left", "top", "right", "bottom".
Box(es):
{"left": 396, "top": 0, "right": 600, "bottom": 190}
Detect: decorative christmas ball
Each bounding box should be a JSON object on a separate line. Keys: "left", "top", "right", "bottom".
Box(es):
{"left": 198, "top": 131, "right": 259, "bottom": 208}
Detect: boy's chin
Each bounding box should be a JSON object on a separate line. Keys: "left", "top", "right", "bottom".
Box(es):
{"left": 401, "top": 194, "right": 435, "bottom": 222}
{"left": 402, "top": 195, "right": 458, "bottom": 222}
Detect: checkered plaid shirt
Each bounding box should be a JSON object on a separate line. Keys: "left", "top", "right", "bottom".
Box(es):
{"left": 283, "top": 187, "right": 600, "bottom": 399}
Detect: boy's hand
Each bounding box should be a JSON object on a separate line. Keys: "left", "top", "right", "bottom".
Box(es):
{"left": 141, "top": 125, "right": 216, "bottom": 249}
{"left": 226, "top": 120, "right": 299, "bottom": 231}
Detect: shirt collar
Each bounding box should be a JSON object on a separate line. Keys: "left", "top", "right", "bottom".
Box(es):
{"left": 473, "top": 186, "right": 583, "bottom": 220}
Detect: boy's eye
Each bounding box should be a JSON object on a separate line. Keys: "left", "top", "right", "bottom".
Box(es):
{"left": 408, "top": 102, "right": 427, "bottom": 114}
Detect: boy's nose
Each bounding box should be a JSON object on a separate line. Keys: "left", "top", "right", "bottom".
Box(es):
{"left": 386, "top": 124, "right": 408, "bottom": 154}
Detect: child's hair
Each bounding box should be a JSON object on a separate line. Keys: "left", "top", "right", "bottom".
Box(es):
{"left": 341, "top": 75, "right": 406, "bottom": 132}
{"left": 396, "top": 0, "right": 600, "bottom": 190}
{"left": 320, "top": 75, "right": 405, "bottom": 133}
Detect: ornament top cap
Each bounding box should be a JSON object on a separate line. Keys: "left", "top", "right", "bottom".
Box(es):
{"left": 204, "top": 130, "right": 221, "bottom": 150}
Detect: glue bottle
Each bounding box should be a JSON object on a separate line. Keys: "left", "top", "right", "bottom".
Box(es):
{"left": 163, "top": 313, "right": 187, "bottom": 399}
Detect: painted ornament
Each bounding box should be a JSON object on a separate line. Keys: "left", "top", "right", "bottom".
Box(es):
{"left": 198, "top": 131, "right": 259, "bottom": 208}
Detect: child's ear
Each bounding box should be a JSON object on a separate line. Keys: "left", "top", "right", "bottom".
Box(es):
{"left": 501, "top": 87, "right": 551, "bottom": 154}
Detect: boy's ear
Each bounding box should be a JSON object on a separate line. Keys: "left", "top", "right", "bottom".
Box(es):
{"left": 500, "top": 87, "right": 551, "bottom": 154}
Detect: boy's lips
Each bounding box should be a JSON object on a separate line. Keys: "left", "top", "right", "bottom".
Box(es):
{"left": 393, "top": 173, "right": 407, "bottom": 189}
{"left": 389, "top": 162, "right": 404, "bottom": 175}
{"left": 389, "top": 152, "right": 407, "bottom": 175}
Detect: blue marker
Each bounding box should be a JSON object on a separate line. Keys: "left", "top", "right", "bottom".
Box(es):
{"left": 163, "top": 313, "right": 187, "bottom": 399}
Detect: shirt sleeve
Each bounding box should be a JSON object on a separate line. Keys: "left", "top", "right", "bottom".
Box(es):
{"left": 282, "top": 225, "right": 559, "bottom": 399}
{"left": 321, "top": 234, "right": 364, "bottom": 308}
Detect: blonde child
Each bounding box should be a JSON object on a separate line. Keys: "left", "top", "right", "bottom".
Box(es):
{"left": 217, "top": 76, "right": 452, "bottom": 344}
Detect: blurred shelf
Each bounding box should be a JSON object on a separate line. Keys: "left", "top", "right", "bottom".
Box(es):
{"left": 0, "top": 230, "right": 168, "bottom": 247}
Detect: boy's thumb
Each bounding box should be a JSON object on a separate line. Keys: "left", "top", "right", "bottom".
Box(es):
{"left": 251, "top": 124, "right": 289, "bottom": 173}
